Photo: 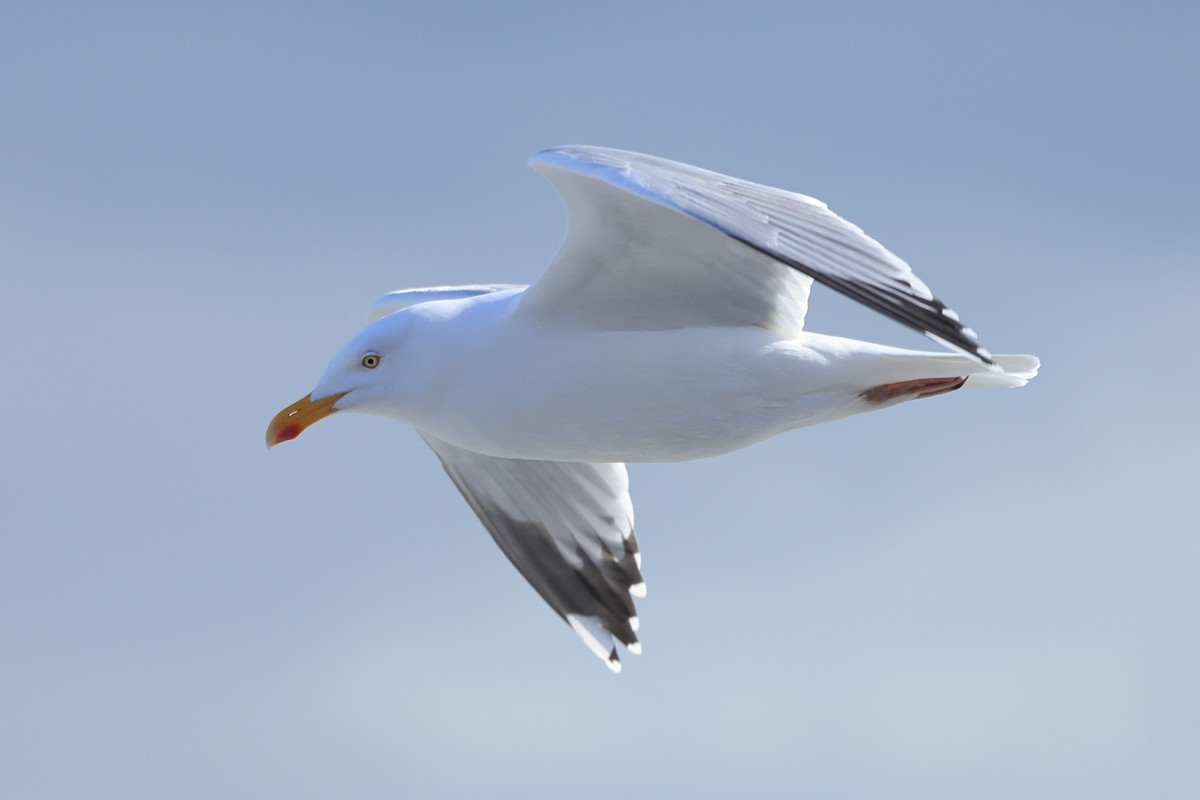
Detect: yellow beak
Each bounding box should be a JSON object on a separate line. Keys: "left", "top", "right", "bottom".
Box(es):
{"left": 265, "top": 392, "right": 347, "bottom": 448}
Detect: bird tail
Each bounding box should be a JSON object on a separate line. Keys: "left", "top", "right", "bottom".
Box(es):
{"left": 840, "top": 339, "right": 1041, "bottom": 389}
{"left": 965, "top": 354, "right": 1040, "bottom": 388}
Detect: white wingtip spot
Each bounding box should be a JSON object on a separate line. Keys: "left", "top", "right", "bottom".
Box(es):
{"left": 627, "top": 641, "right": 643, "bottom": 656}
{"left": 630, "top": 581, "right": 647, "bottom": 598}
{"left": 634, "top": 551, "right": 642, "bottom": 569}
{"left": 629, "top": 615, "right": 640, "bottom": 632}
{"left": 568, "top": 613, "right": 622, "bottom": 671}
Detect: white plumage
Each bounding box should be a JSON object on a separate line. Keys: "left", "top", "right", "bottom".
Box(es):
{"left": 268, "top": 146, "right": 1039, "bottom": 671}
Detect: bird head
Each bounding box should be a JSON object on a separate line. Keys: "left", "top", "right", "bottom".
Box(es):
{"left": 265, "top": 312, "right": 412, "bottom": 448}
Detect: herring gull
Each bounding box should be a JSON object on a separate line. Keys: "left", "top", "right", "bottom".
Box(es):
{"left": 266, "top": 146, "right": 1039, "bottom": 671}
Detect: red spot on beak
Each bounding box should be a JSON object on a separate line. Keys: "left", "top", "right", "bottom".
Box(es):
{"left": 275, "top": 424, "right": 303, "bottom": 444}
{"left": 267, "top": 391, "right": 345, "bottom": 448}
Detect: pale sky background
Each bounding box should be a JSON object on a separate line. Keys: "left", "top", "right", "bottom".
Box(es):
{"left": 2, "top": 2, "right": 1198, "bottom": 798}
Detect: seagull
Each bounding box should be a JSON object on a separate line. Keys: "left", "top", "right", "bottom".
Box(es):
{"left": 266, "top": 146, "right": 1039, "bottom": 672}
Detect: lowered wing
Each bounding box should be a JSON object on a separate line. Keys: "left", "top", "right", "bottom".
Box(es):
{"left": 420, "top": 432, "right": 645, "bottom": 672}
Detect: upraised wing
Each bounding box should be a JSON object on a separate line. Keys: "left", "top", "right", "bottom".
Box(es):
{"left": 420, "top": 433, "right": 644, "bottom": 672}
{"left": 369, "top": 284, "right": 524, "bottom": 322}
{"left": 521, "top": 146, "right": 993, "bottom": 364}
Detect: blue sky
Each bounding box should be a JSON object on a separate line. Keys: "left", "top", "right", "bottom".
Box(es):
{"left": 2, "top": 3, "right": 1198, "bottom": 798}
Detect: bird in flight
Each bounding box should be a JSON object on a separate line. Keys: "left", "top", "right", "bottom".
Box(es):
{"left": 267, "top": 146, "right": 1038, "bottom": 672}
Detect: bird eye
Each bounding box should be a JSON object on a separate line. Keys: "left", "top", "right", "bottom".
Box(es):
{"left": 361, "top": 353, "right": 381, "bottom": 369}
